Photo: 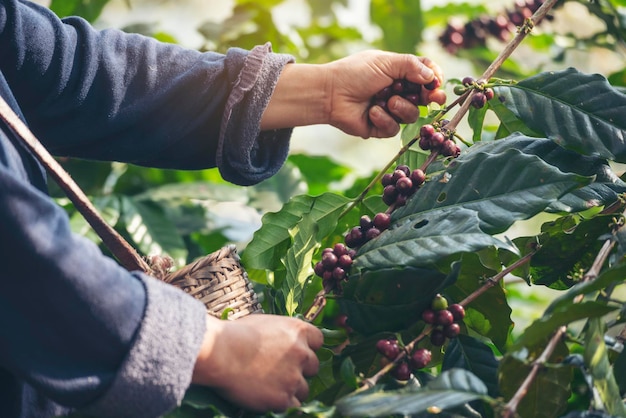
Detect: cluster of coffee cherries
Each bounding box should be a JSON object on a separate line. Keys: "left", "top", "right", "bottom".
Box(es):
{"left": 372, "top": 77, "right": 441, "bottom": 112}
{"left": 376, "top": 337, "right": 433, "bottom": 381}
{"left": 313, "top": 243, "right": 357, "bottom": 290}
{"left": 421, "top": 294, "right": 465, "bottom": 346}
{"left": 417, "top": 123, "right": 461, "bottom": 158}
{"left": 380, "top": 164, "right": 427, "bottom": 208}
{"left": 454, "top": 76, "right": 495, "bottom": 109}
{"left": 438, "top": 0, "right": 552, "bottom": 54}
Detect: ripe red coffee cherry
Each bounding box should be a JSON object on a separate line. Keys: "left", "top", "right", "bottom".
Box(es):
{"left": 376, "top": 338, "right": 401, "bottom": 359}
{"left": 419, "top": 137, "right": 431, "bottom": 151}
{"left": 391, "top": 361, "right": 412, "bottom": 381}
{"left": 431, "top": 294, "right": 449, "bottom": 311}
{"left": 441, "top": 140, "right": 460, "bottom": 157}
{"left": 410, "top": 169, "right": 426, "bottom": 186}
{"left": 338, "top": 254, "right": 353, "bottom": 269}
{"left": 462, "top": 76, "right": 475, "bottom": 86}
{"left": 382, "top": 185, "right": 398, "bottom": 205}
{"left": 420, "top": 124, "right": 436, "bottom": 140}
{"left": 410, "top": 348, "right": 432, "bottom": 370}
{"left": 321, "top": 251, "right": 338, "bottom": 269}
{"left": 471, "top": 92, "right": 487, "bottom": 109}
{"left": 396, "top": 164, "right": 411, "bottom": 176}
{"left": 381, "top": 173, "right": 394, "bottom": 187}
{"left": 429, "top": 132, "right": 446, "bottom": 150}
{"left": 366, "top": 227, "right": 381, "bottom": 240}
{"left": 448, "top": 303, "right": 466, "bottom": 321}
{"left": 392, "top": 169, "right": 407, "bottom": 182}
{"left": 392, "top": 79, "right": 405, "bottom": 94}
{"left": 332, "top": 266, "right": 346, "bottom": 280}
{"left": 421, "top": 308, "right": 436, "bottom": 324}
{"left": 334, "top": 243, "right": 348, "bottom": 257}
{"left": 484, "top": 87, "right": 494, "bottom": 101}
{"left": 375, "top": 86, "right": 392, "bottom": 100}
{"left": 436, "top": 309, "right": 455, "bottom": 327}
{"left": 322, "top": 270, "right": 333, "bottom": 281}
{"left": 430, "top": 329, "right": 446, "bottom": 346}
{"left": 313, "top": 261, "right": 325, "bottom": 277}
{"left": 373, "top": 212, "right": 391, "bottom": 230}
{"left": 404, "top": 94, "right": 420, "bottom": 106}
{"left": 424, "top": 77, "right": 441, "bottom": 90}
{"left": 395, "top": 176, "right": 413, "bottom": 194}
{"left": 444, "top": 323, "right": 461, "bottom": 339}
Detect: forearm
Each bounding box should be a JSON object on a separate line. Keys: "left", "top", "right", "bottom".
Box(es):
{"left": 260, "top": 63, "right": 331, "bottom": 130}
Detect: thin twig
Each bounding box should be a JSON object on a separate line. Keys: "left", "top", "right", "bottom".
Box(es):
{"left": 502, "top": 223, "right": 619, "bottom": 418}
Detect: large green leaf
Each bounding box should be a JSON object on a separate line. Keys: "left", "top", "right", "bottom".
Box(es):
{"left": 120, "top": 197, "right": 187, "bottom": 265}
{"left": 492, "top": 68, "right": 626, "bottom": 163}
{"left": 242, "top": 193, "right": 350, "bottom": 271}
{"left": 511, "top": 301, "right": 617, "bottom": 352}
{"left": 442, "top": 335, "right": 501, "bottom": 397}
{"left": 584, "top": 318, "right": 626, "bottom": 416}
{"left": 335, "top": 369, "right": 489, "bottom": 417}
{"left": 392, "top": 144, "right": 590, "bottom": 235}
{"left": 355, "top": 207, "right": 517, "bottom": 270}
{"left": 499, "top": 338, "right": 571, "bottom": 418}
{"left": 471, "top": 134, "right": 626, "bottom": 213}
{"left": 338, "top": 263, "right": 459, "bottom": 335}
{"left": 475, "top": 132, "right": 626, "bottom": 212}
{"left": 524, "top": 215, "right": 614, "bottom": 289}
{"left": 283, "top": 215, "right": 319, "bottom": 316}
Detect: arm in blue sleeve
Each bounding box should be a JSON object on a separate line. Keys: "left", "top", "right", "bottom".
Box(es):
{"left": 0, "top": 0, "right": 294, "bottom": 185}
{"left": 0, "top": 153, "right": 207, "bottom": 416}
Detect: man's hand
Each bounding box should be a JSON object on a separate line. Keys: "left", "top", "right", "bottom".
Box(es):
{"left": 192, "top": 314, "right": 323, "bottom": 412}
{"left": 261, "top": 50, "right": 446, "bottom": 138}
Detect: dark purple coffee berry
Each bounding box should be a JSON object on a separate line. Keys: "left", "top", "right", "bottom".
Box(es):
{"left": 392, "top": 79, "right": 405, "bottom": 94}
{"left": 436, "top": 309, "right": 455, "bottom": 327}
{"left": 338, "top": 254, "right": 353, "bottom": 269}
{"left": 395, "top": 194, "right": 407, "bottom": 208}
{"left": 420, "top": 124, "right": 435, "bottom": 140}
{"left": 381, "top": 173, "right": 394, "bottom": 187}
{"left": 366, "top": 227, "right": 381, "bottom": 240}
{"left": 441, "top": 140, "right": 459, "bottom": 158}
{"left": 421, "top": 308, "right": 436, "bottom": 324}
{"left": 429, "top": 132, "right": 446, "bottom": 150}
{"left": 484, "top": 87, "right": 494, "bottom": 101}
{"left": 395, "top": 176, "right": 413, "bottom": 194}
{"left": 471, "top": 92, "right": 487, "bottom": 109}
{"left": 332, "top": 266, "right": 346, "bottom": 281}
{"left": 431, "top": 294, "right": 449, "bottom": 311}
{"left": 321, "top": 251, "right": 338, "bottom": 269}
{"left": 404, "top": 80, "right": 422, "bottom": 94}
{"left": 313, "top": 261, "right": 325, "bottom": 277}
{"left": 409, "top": 348, "right": 432, "bottom": 370}
{"left": 383, "top": 185, "right": 398, "bottom": 205}
{"left": 396, "top": 164, "right": 411, "bottom": 176}
{"left": 391, "top": 361, "right": 411, "bottom": 381}
{"left": 373, "top": 212, "right": 391, "bottom": 231}
{"left": 376, "top": 338, "right": 400, "bottom": 359}
{"left": 462, "top": 76, "right": 475, "bottom": 86}
{"left": 430, "top": 328, "right": 446, "bottom": 346}
{"left": 424, "top": 77, "right": 441, "bottom": 90}
{"left": 375, "top": 86, "right": 392, "bottom": 100}
{"left": 448, "top": 303, "right": 466, "bottom": 321}
{"left": 443, "top": 323, "right": 461, "bottom": 339}
{"left": 334, "top": 243, "right": 348, "bottom": 257}
{"left": 419, "top": 136, "right": 431, "bottom": 151}
{"left": 410, "top": 169, "right": 426, "bottom": 186}
{"left": 374, "top": 99, "right": 388, "bottom": 112}
{"left": 359, "top": 215, "right": 373, "bottom": 231}
{"left": 392, "top": 169, "right": 407, "bottom": 183}
{"left": 322, "top": 270, "right": 333, "bottom": 281}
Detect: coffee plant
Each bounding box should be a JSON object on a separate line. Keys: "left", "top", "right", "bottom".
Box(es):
{"left": 49, "top": 0, "right": 626, "bottom": 417}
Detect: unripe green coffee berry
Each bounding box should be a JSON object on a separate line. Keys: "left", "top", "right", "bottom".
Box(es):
{"left": 431, "top": 294, "right": 449, "bottom": 311}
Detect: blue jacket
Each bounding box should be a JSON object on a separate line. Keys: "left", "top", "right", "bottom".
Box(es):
{"left": 0, "top": 1, "right": 293, "bottom": 416}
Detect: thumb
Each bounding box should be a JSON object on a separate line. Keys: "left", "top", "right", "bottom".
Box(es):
{"left": 385, "top": 54, "right": 436, "bottom": 85}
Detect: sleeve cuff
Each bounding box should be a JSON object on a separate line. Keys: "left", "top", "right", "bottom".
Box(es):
{"left": 79, "top": 273, "right": 207, "bottom": 418}
{"left": 216, "top": 43, "right": 295, "bottom": 186}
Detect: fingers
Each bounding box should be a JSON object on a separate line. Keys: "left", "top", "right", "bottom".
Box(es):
{"left": 368, "top": 105, "right": 400, "bottom": 138}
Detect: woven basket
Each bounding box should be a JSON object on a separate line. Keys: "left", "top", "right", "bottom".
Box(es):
{"left": 161, "top": 245, "right": 263, "bottom": 320}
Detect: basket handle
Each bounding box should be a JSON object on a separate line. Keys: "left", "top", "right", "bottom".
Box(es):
{"left": 0, "top": 96, "right": 152, "bottom": 274}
